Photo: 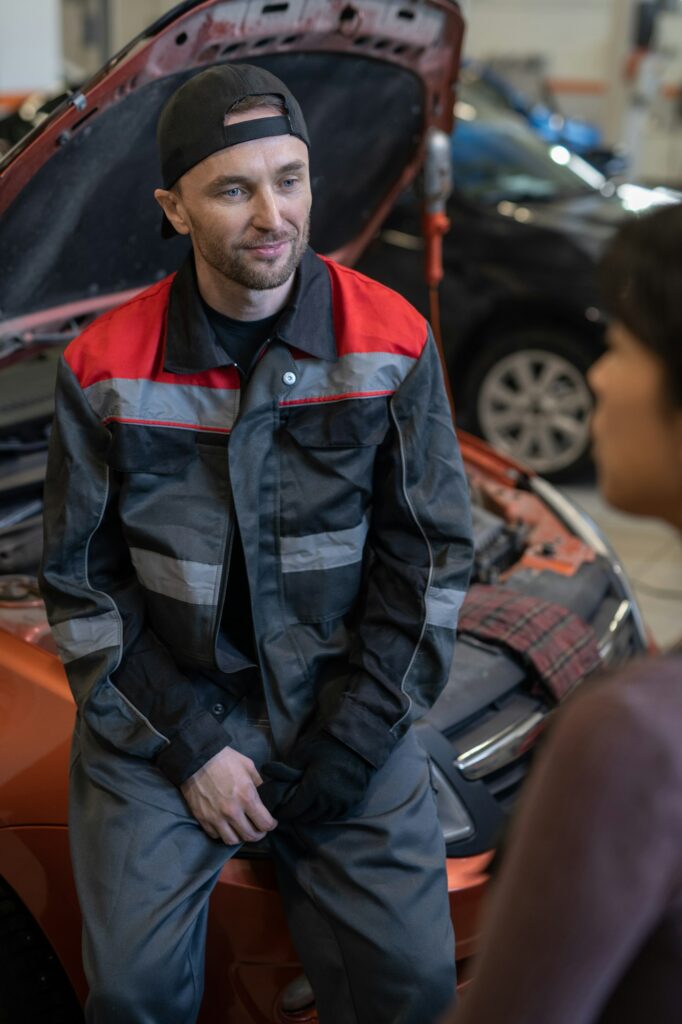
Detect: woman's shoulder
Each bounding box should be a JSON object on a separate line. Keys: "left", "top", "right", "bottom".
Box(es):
{"left": 569, "top": 650, "right": 681, "bottom": 716}
{"left": 552, "top": 651, "right": 682, "bottom": 782}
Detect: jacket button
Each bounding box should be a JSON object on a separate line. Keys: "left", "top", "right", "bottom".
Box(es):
{"left": 212, "top": 703, "right": 225, "bottom": 717}
{"left": 282, "top": 371, "right": 297, "bottom": 386}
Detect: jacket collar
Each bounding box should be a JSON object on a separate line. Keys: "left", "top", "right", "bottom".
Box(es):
{"left": 163, "top": 246, "right": 337, "bottom": 374}
{"left": 275, "top": 247, "right": 337, "bottom": 361}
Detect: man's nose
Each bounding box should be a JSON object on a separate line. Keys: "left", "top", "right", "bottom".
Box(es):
{"left": 251, "top": 187, "right": 285, "bottom": 232}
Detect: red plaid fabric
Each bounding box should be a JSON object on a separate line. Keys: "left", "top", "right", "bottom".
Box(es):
{"left": 458, "top": 584, "right": 602, "bottom": 702}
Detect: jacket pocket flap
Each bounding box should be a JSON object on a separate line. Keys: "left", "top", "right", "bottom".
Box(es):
{"left": 283, "top": 398, "right": 389, "bottom": 448}
{"left": 107, "top": 425, "right": 196, "bottom": 474}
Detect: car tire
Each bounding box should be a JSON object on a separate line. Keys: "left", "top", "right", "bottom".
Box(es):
{"left": 459, "top": 327, "right": 596, "bottom": 479}
{"left": 0, "top": 877, "right": 83, "bottom": 1024}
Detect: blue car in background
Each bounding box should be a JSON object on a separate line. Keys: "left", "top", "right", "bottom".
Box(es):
{"left": 465, "top": 58, "right": 627, "bottom": 179}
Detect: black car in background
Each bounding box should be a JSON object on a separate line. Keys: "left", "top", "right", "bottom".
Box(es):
{"left": 357, "top": 70, "right": 679, "bottom": 479}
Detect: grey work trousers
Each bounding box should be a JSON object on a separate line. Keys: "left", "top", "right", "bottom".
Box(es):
{"left": 69, "top": 694, "right": 456, "bottom": 1024}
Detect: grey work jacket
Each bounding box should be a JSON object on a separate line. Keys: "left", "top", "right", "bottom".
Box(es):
{"left": 40, "top": 249, "right": 474, "bottom": 785}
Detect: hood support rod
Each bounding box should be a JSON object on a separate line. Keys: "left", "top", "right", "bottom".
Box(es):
{"left": 422, "top": 128, "right": 457, "bottom": 423}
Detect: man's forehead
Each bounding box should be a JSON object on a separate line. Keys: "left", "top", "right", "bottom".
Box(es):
{"left": 185, "top": 131, "right": 308, "bottom": 187}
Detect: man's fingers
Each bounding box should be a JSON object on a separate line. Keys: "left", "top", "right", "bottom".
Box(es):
{"left": 244, "top": 790, "right": 278, "bottom": 832}
{"left": 183, "top": 752, "right": 278, "bottom": 840}
{"left": 227, "top": 811, "right": 268, "bottom": 844}
{"left": 221, "top": 786, "right": 276, "bottom": 841}
{"left": 201, "top": 814, "right": 250, "bottom": 846}
{"left": 198, "top": 816, "right": 237, "bottom": 844}
{"left": 245, "top": 760, "right": 263, "bottom": 787}
{"left": 215, "top": 820, "right": 241, "bottom": 846}
{"left": 201, "top": 821, "right": 220, "bottom": 841}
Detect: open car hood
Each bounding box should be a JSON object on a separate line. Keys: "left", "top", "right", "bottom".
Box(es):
{"left": 0, "top": 0, "right": 463, "bottom": 333}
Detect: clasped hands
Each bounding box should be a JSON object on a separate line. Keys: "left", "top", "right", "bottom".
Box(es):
{"left": 181, "top": 729, "right": 375, "bottom": 845}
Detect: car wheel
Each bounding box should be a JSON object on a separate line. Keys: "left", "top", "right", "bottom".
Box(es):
{"left": 462, "top": 328, "right": 595, "bottom": 478}
{"left": 0, "top": 876, "right": 83, "bottom": 1023}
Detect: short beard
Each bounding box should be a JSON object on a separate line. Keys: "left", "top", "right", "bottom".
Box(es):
{"left": 196, "top": 214, "right": 311, "bottom": 291}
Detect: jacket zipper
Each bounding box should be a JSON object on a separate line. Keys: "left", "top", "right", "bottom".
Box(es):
{"left": 211, "top": 492, "right": 236, "bottom": 667}
{"left": 210, "top": 343, "right": 271, "bottom": 667}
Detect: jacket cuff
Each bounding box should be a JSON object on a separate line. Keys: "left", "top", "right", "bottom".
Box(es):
{"left": 325, "top": 694, "right": 399, "bottom": 769}
{"left": 155, "top": 711, "right": 230, "bottom": 787}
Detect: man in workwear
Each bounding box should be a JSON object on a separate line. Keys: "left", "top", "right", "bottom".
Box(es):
{"left": 40, "top": 63, "right": 474, "bottom": 1024}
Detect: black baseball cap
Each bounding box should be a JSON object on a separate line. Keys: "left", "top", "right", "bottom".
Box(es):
{"left": 157, "top": 63, "right": 309, "bottom": 238}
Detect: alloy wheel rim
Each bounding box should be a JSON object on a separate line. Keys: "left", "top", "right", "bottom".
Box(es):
{"left": 477, "top": 348, "right": 593, "bottom": 474}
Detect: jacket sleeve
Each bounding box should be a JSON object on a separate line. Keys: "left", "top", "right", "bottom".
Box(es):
{"left": 39, "top": 356, "right": 230, "bottom": 786}
{"left": 325, "top": 328, "right": 474, "bottom": 767}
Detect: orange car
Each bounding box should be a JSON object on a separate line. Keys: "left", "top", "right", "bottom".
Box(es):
{"left": 0, "top": 2, "right": 648, "bottom": 1021}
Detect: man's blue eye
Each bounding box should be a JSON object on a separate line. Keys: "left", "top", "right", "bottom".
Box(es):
{"left": 282, "top": 178, "right": 298, "bottom": 188}
{"left": 224, "top": 187, "right": 242, "bottom": 198}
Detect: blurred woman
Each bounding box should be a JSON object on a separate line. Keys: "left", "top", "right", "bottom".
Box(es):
{"left": 444, "top": 202, "right": 682, "bottom": 1024}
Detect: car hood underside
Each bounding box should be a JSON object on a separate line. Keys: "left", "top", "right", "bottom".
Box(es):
{"left": 0, "top": 0, "right": 463, "bottom": 330}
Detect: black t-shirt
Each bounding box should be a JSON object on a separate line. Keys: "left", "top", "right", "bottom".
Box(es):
{"left": 203, "top": 302, "right": 280, "bottom": 671}
{"left": 204, "top": 302, "right": 280, "bottom": 376}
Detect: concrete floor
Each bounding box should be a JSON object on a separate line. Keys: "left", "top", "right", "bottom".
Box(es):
{"left": 562, "top": 484, "right": 682, "bottom": 650}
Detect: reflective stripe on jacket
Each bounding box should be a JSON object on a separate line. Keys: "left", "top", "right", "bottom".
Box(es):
{"left": 40, "top": 248, "right": 474, "bottom": 785}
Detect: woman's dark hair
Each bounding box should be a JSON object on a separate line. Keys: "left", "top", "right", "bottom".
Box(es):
{"left": 599, "top": 202, "right": 682, "bottom": 407}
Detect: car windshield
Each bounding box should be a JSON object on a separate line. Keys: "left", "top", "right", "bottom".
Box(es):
{"left": 452, "top": 74, "right": 605, "bottom": 205}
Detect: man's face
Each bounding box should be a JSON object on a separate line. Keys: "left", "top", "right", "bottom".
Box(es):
{"left": 157, "top": 107, "right": 311, "bottom": 291}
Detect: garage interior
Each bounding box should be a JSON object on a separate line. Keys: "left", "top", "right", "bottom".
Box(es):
{"left": 0, "top": 2, "right": 680, "bottom": 1022}
{"left": 10, "top": 0, "right": 672, "bottom": 639}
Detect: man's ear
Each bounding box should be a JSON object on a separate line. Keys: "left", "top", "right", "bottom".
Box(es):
{"left": 153, "top": 187, "right": 191, "bottom": 236}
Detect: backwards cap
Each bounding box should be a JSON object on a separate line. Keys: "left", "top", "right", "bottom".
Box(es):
{"left": 157, "top": 63, "right": 309, "bottom": 237}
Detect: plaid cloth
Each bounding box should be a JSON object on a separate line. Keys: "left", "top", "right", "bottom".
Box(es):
{"left": 458, "top": 584, "right": 602, "bottom": 702}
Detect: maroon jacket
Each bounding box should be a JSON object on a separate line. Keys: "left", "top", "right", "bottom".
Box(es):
{"left": 447, "top": 651, "right": 682, "bottom": 1024}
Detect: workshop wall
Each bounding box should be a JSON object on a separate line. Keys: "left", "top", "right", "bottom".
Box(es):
{"left": 464, "top": 0, "right": 682, "bottom": 184}
{"left": 0, "top": 0, "right": 62, "bottom": 103}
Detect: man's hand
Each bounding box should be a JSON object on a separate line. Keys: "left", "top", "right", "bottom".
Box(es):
{"left": 181, "top": 746, "right": 277, "bottom": 845}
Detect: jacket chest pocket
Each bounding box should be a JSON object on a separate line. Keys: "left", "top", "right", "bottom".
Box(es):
{"left": 278, "top": 399, "right": 388, "bottom": 622}
{"left": 107, "top": 425, "right": 197, "bottom": 475}
{"left": 280, "top": 398, "right": 389, "bottom": 517}
{"left": 106, "top": 426, "right": 232, "bottom": 559}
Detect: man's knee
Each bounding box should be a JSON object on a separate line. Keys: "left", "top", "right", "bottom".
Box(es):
{"left": 420, "top": 956, "right": 457, "bottom": 1016}
{"left": 353, "top": 950, "right": 455, "bottom": 1024}
{"left": 84, "top": 951, "right": 201, "bottom": 1024}
{"left": 87, "top": 985, "right": 142, "bottom": 1021}
{"left": 380, "top": 924, "right": 456, "bottom": 1019}
{"left": 87, "top": 984, "right": 199, "bottom": 1024}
